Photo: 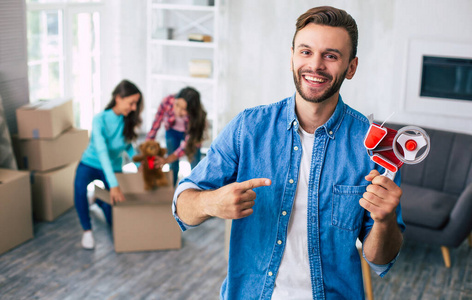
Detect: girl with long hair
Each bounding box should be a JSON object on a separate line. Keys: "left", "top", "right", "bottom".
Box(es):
{"left": 146, "top": 87, "right": 207, "bottom": 186}
{"left": 74, "top": 79, "right": 143, "bottom": 249}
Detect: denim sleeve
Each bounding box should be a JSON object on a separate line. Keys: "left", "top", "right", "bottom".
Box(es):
{"left": 362, "top": 248, "right": 401, "bottom": 278}
{"left": 172, "top": 112, "right": 244, "bottom": 231}
{"left": 172, "top": 182, "right": 203, "bottom": 231}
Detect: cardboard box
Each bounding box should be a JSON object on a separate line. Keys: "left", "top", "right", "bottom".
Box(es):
{"left": 13, "top": 128, "right": 88, "bottom": 171}
{"left": 0, "top": 168, "right": 33, "bottom": 255}
{"left": 31, "top": 162, "right": 77, "bottom": 222}
{"left": 94, "top": 171, "right": 181, "bottom": 253}
{"left": 16, "top": 98, "right": 74, "bottom": 139}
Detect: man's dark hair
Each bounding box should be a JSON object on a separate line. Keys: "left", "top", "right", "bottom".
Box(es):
{"left": 292, "top": 6, "right": 358, "bottom": 61}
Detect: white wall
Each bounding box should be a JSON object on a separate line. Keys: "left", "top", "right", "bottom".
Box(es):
{"left": 101, "top": 0, "right": 147, "bottom": 111}
{"left": 389, "top": 0, "right": 472, "bottom": 133}
{"left": 118, "top": 0, "right": 472, "bottom": 135}
{"left": 221, "top": 0, "right": 472, "bottom": 134}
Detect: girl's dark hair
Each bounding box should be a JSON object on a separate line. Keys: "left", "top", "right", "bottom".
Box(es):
{"left": 176, "top": 87, "right": 207, "bottom": 161}
{"left": 105, "top": 79, "right": 143, "bottom": 141}
{"left": 292, "top": 6, "right": 358, "bottom": 61}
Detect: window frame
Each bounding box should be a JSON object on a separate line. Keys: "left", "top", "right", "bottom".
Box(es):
{"left": 26, "top": 0, "right": 104, "bottom": 128}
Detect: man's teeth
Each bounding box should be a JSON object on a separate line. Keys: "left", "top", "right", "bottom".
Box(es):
{"left": 304, "top": 75, "right": 326, "bottom": 83}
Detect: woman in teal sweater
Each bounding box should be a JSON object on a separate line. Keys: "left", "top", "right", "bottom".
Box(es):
{"left": 74, "top": 79, "right": 143, "bottom": 249}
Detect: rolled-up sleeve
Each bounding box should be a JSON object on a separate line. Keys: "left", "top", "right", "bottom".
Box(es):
{"left": 362, "top": 248, "right": 401, "bottom": 278}
{"left": 171, "top": 112, "right": 244, "bottom": 231}
{"left": 172, "top": 182, "right": 203, "bottom": 231}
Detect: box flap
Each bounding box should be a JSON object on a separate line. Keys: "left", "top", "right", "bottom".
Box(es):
{"left": 18, "top": 98, "right": 71, "bottom": 111}
{"left": 94, "top": 172, "right": 174, "bottom": 206}
{"left": 16, "top": 98, "right": 74, "bottom": 139}
{"left": 0, "top": 168, "right": 30, "bottom": 184}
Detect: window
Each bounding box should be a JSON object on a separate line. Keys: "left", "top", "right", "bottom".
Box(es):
{"left": 26, "top": 0, "right": 102, "bottom": 130}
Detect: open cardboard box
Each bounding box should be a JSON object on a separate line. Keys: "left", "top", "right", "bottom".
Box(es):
{"left": 94, "top": 171, "right": 181, "bottom": 253}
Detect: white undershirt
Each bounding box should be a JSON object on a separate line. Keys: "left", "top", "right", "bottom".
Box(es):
{"left": 272, "top": 126, "right": 314, "bottom": 299}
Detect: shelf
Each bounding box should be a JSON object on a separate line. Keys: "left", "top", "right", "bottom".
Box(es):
{"left": 152, "top": 3, "right": 216, "bottom": 12}
{"left": 147, "top": 0, "right": 220, "bottom": 142}
{"left": 151, "top": 74, "right": 216, "bottom": 84}
{"left": 150, "top": 39, "right": 215, "bottom": 49}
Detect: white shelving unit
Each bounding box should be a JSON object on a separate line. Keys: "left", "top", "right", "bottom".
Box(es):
{"left": 146, "top": 0, "right": 220, "bottom": 147}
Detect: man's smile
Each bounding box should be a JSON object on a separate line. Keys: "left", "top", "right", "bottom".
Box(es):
{"left": 303, "top": 74, "right": 328, "bottom": 84}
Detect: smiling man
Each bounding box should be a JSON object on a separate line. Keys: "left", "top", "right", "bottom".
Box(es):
{"left": 172, "top": 6, "right": 405, "bottom": 299}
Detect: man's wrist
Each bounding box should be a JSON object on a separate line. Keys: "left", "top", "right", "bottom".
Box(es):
{"left": 198, "top": 190, "right": 214, "bottom": 218}
{"left": 373, "top": 212, "right": 397, "bottom": 228}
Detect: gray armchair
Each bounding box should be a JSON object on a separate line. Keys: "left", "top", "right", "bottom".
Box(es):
{"left": 385, "top": 123, "right": 472, "bottom": 267}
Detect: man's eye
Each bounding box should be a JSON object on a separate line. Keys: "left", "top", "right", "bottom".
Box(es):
{"left": 301, "top": 50, "right": 311, "bottom": 55}
{"left": 325, "top": 54, "right": 337, "bottom": 60}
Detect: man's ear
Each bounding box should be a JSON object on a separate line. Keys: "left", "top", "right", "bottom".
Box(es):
{"left": 290, "top": 47, "right": 294, "bottom": 72}
{"left": 345, "top": 57, "right": 358, "bottom": 80}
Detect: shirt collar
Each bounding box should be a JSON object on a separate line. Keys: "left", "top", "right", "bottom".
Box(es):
{"left": 286, "top": 93, "right": 346, "bottom": 139}
{"left": 322, "top": 95, "right": 345, "bottom": 139}
{"left": 286, "top": 93, "right": 298, "bottom": 131}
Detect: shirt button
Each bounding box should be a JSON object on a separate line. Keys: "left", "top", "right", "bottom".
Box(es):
{"left": 282, "top": 211, "right": 287, "bottom": 216}
{"left": 329, "top": 130, "right": 333, "bottom": 135}
{"left": 289, "top": 179, "right": 294, "bottom": 184}
{"left": 277, "top": 240, "right": 282, "bottom": 245}
{"left": 268, "top": 271, "right": 273, "bottom": 276}
{"left": 293, "top": 121, "right": 298, "bottom": 126}
{"left": 294, "top": 146, "right": 299, "bottom": 151}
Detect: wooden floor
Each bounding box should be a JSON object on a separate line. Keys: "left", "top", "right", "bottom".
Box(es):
{"left": 0, "top": 206, "right": 227, "bottom": 300}
{"left": 1, "top": 206, "right": 471, "bottom": 300}
{"left": 371, "top": 237, "right": 472, "bottom": 300}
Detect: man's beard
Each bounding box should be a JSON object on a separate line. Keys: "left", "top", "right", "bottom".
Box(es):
{"left": 293, "top": 65, "right": 348, "bottom": 104}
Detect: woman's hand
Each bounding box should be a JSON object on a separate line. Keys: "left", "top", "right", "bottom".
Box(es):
{"left": 110, "top": 186, "right": 125, "bottom": 204}
{"left": 154, "top": 153, "right": 178, "bottom": 169}
{"left": 154, "top": 156, "right": 167, "bottom": 169}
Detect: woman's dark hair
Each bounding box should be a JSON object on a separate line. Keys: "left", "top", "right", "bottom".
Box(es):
{"left": 176, "top": 87, "right": 207, "bottom": 161}
{"left": 292, "top": 6, "right": 358, "bottom": 61}
{"left": 105, "top": 79, "right": 143, "bottom": 141}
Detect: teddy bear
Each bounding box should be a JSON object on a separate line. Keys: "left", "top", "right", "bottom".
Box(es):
{"left": 132, "top": 140, "right": 169, "bottom": 190}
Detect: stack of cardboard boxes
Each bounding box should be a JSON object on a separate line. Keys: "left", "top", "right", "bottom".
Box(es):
{"left": 6, "top": 98, "right": 181, "bottom": 253}
{"left": 13, "top": 98, "right": 88, "bottom": 222}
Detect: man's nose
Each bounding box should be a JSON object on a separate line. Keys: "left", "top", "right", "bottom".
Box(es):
{"left": 308, "top": 55, "right": 325, "bottom": 71}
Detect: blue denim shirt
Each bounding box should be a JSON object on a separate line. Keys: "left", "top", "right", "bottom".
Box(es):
{"left": 173, "top": 94, "right": 405, "bottom": 299}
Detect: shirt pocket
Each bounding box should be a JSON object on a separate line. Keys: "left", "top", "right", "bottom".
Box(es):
{"left": 332, "top": 184, "right": 368, "bottom": 231}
